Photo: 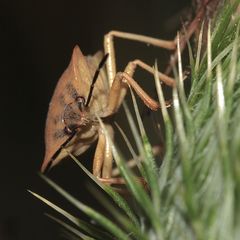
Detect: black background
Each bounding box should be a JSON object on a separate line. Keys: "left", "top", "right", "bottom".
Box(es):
{"left": 0, "top": 0, "right": 191, "bottom": 239}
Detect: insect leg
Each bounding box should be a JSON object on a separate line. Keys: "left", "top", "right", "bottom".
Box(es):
{"left": 111, "top": 145, "right": 162, "bottom": 177}
{"left": 92, "top": 130, "right": 106, "bottom": 178}
{"left": 164, "top": 0, "right": 214, "bottom": 75}
{"left": 125, "top": 59, "right": 176, "bottom": 87}
{"left": 93, "top": 124, "right": 113, "bottom": 179}
{"left": 104, "top": 31, "right": 176, "bottom": 86}
{"left": 98, "top": 176, "right": 148, "bottom": 191}
{"left": 101, "top": 124, "right": 114, "bottom": 179}
{"left": 103, "top": 70, "right": 172, "bottom": 117}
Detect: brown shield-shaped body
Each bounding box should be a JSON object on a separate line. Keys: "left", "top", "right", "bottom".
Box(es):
{"left": 41, "top": 46, "right": 109, "bottom": 172}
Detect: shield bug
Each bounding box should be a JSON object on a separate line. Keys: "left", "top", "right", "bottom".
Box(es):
{"left": 41, "top": 31, "right": 177, "bottom": 183}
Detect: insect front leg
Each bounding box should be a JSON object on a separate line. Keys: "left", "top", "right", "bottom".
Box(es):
{"left": 103, "top": 63, "right": 173, "bottom": 117}
{"left": 101, "top": 124, "right": 114, "bottom": 179}
{"left": 93, "top": 130, "right": 106, "bottom": 178}
{"left": 93, "top": 124, "right": 113, "bottom": 179}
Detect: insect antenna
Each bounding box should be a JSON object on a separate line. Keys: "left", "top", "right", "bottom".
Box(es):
{"left": 85, "top": 53, "right": 109, "bottom": 107}
{"left": 42, "top": 131, "right": 76, "bottom": 174}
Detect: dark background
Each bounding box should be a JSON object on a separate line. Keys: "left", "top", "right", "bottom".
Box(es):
{"left": 0, "top": 0, "right": 191, "bottom": 239}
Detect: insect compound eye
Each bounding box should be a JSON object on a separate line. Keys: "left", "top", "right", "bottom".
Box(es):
{"left": 76, "top": 96, "right": 85, "bottom": 103}
{"left": 75, "top": 96, "right": 86, "bottom": 111}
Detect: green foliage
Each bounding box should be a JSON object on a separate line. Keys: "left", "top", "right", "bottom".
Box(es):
{"left": 30, "top": 1, "right": 240, "bottom": 239}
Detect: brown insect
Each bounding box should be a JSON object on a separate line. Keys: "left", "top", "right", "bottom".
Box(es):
{"left": 40, "top": 0, "right": 219, "bottom": 186}
{"left": 41, "top": 31, "right": 176, "bottom": 184}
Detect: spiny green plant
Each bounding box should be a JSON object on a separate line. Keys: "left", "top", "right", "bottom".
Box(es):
{"left": 30, "top": 1, "right": 240, "bottom": 239}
